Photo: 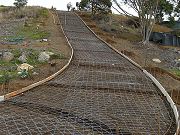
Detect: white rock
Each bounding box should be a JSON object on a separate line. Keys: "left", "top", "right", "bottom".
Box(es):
{"left": 32, "top": 72, "right": 39, "bottom": 75}
{"left": 18, "top": 54, "right": 27, "bottom": 63}
{"left": 42, "top": 39, "right": 48, "bottom": 42}
{"left": 152, "top": 58, "right": 161, "bottom": 63}
{"left": 45, "top": 51, "right": 54, "bottom": 56}
{"left": 17, "top": 63, "right": 34, "bottom": 71}
{"left": 3, "top": 52, "right": 14, "bottom": 62}
{"left": 38, "top": 52, "right": 50, "bottom": 62}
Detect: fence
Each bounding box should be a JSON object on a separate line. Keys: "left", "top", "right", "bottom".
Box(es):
{"left": 150, "top": 32, "right": 180, "bottom": 47}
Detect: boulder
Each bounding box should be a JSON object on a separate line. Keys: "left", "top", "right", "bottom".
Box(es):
{"left": 152, "top": 58, "right": 161, "bottom": 63}
{"left": 3, "top": 52, "right": 14, "bottom": 62}
{"left": 17, "top": 63, "right": 34, "bottom": 71}
{"left": 18, "top": 54, "right": 27, "bottom": 63}
{"left": 38, "top": 52, "right": 50, "bottom": 62}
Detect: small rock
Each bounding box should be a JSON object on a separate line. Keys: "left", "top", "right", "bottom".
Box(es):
{"left": 152, "top": 58, "right": 161, "bottom": 63}
{"left": 32, "top": 72, "right": 39, "bottom": 75}
{"left": 174, "top": 59, "right": 180, "bottom": 67}
{"left": 38, "top": 52, "right": 50, "bottom": 62}
{"left": 45, "top": 51, "right": 54, "bottom": 56}
{"left": 17, "top": 63, "right": 34, "bottom": 71}
{"left": 0, "top": 52, "right": 3, "bottom": 58}
{"left": 18, "top": 54, "right": 27, "bottom": 63}
{"left": 42, "top": 39, "right": 48, "bottom": 42}
{"left": 3, "top": 52, "right": 14, "bottom": 62}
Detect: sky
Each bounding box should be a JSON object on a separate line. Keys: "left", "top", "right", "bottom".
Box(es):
{"left": 0, "top": 0, "right": 137, "bottom": 15}
{"left": 0, "top": 0, "right": 81, "bottom": 10}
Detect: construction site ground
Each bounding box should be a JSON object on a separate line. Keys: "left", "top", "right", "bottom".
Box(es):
{"left": 0, "top": 11, "right": 177, "bottom": 135}
{"left": 77, "top": 12, "right": 180, "bottom": 106}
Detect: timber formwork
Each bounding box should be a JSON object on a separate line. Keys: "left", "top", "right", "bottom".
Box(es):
{"left": 0, "top": 11, "right": 177, "bottom": 135}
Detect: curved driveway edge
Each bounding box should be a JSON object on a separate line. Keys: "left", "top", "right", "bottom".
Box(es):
{"left": 0, "top": 10, "right": 74, "bottom": 102}
{"left": 75, "top": 12, "right": 179, "bottom": 134}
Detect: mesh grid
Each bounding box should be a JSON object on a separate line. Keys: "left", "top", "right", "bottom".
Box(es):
{"left": 0, "top": 11, "right": 176, "bottom": 135}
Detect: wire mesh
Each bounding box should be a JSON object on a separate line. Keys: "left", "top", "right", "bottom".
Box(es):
{"left": 0, "top": 11, "right": 176, "bottom": 135}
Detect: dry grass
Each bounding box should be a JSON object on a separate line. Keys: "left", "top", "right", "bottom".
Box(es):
{"left": 153, "top": 24, "right": 172, "bottom": 33}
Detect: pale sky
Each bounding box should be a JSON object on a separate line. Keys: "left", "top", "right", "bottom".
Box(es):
{"left": 0, "top": 0, "right": 136, "bottom": 15}
{"left": 0, "top": 0, "right": 81, "bottom": 10}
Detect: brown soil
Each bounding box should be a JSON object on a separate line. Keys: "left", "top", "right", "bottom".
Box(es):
{"left": 0, "top": 10, "right": 71, "bottom": 95}
{"left": 78, "top": 12, "right": 180, "bottom": 105}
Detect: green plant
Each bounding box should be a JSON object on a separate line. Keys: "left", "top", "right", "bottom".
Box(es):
{"left": 170, "top": 69, "right": 180, "bottom": 77}
{"left": 50, "top": 53, "right": 66, "bottom": 60}
{"left": 17, "top": 24, "right": 49, "bottom": 40}
{"left": 37, "top": 8, "right": 49, "bottom": 18}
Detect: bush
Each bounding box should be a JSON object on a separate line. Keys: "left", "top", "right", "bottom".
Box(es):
{"left": 37, "top": 8, "right": 49, "bottom": 18}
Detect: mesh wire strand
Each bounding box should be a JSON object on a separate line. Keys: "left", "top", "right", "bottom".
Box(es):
{"left": 0, "top": 11, "right": 176, "bottom": 135}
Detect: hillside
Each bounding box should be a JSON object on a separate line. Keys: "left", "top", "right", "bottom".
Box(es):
{"left": 0, "top": 7, "right": 71, "bottom": 95}
{"left": 77, "top": 12, "right": 180, "bottom": 105}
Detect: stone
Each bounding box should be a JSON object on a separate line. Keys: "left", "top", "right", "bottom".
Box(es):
{"left": 38, "top": 52, "right": 50, "bottom": 62}
{"left": 45, "top": 51, "right": 54, "bottom": 56}
{"left": 0, "top": 52, "right": 3, "bottom": 58}
{"left": 3, "top": 52, "right": 14, "bottom": 62}
{"left": 42, "top": 39, "right": 48, "bottom": 42}
{"left": 18, "top": 54, "right": 27, "bottom": 63}
{"left": 152, "top": 58, "right": 161, "bottom": 63}
{"left": 32, "top": 72, "right": 39, "bottom": 75}
{"left": 17, "top": 63, "right": 34, "bottom": 71}
{"left": 174, "top": 59, "right": 180, "bottom": 67}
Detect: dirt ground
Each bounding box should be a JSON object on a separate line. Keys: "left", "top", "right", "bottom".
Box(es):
{"left": 78, "top": 12, "right": 180, "bottom": 105}
{"left": 0, "top": 10, "right": 71, "bottom": 95}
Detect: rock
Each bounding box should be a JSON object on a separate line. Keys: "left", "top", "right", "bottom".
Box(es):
{"left": 174, "top": 59, "right": 180, "bottom": 67}
{"left": 17, "top": 63, "right": 34, "bottom": 71}
{"left": 18, "top": 54, "right": 27, "bottom": 63}
{"left": 152, "top": 58, "right": 161, "bottom": 63}
{"left": 45, "top": 51, "right": 54, "bottom": 56}
{"left": 3, "top": 52, "right": 14, "bottom": 62}
{"left": 42, "top": 39, "right": 48, "bottom": 42}
{"left": 32, "top": 72, "right": 39, "bottom": 75}
{"left": 38, "top": 52, "right": 50, "bottom": 62}
{"left": 0, "top": 52, "right": 3, "bottom": 58}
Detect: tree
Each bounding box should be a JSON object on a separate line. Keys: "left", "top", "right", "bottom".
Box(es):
{"left": 155, "top": 0, "right": 174, "bottom": 23}
{"left": 80, "top": 0, "right": 112, "bottom": 16}
{"left": 113, "top": 0, "right": 161, "bottom": 45}
{"left": 14, "top": 0, "right": 28, "bottom": 9}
